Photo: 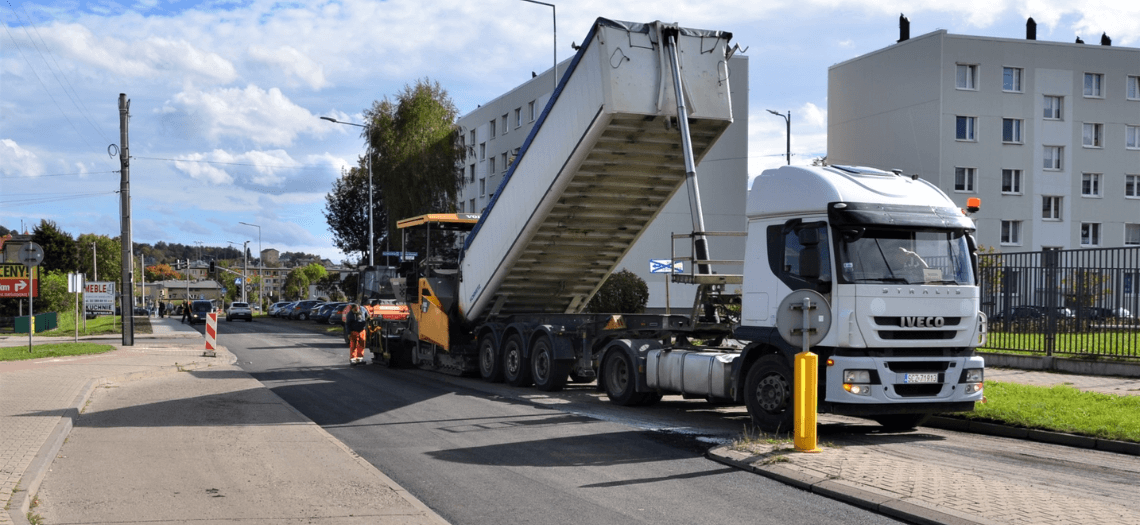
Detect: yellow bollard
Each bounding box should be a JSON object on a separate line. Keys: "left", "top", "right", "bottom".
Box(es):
{"left": 794, "top": 350, "right": 821, "bottom": 452}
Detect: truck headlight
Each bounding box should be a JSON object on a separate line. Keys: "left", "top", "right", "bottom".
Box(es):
{"left": 965, "top": 382, "right": 983, "bottom": 395}
{"left": 843, "top": 369, "right": 871, "bottom": 383}
{"left": 962, "top": 368, "right": 983, "bottom": 383}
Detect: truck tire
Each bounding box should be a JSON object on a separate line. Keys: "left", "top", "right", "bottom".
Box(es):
{"left": 502, "top": 334, "right": 533, "bottom": 387}
{"left": 602, "top": 350, "right": 644, "bottom": 406}
{"left": 871, "top": 413, "right": 930, "bottom": 431}
{"left": 531, "top": 337, "right": 569, "bottom": 392}
{"left": 478, "top": 335, "right": 505, "bottom": 383}
{"left": 743, "top": 354, "right": 795, "bottom": 433}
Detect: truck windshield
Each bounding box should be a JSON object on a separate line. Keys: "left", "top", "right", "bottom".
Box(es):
{"left": 837, "top": 228, "right": 973, "bottom": 285}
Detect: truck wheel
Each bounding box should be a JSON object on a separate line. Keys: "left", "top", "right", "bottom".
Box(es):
{"left": 602, "top": 350, "right": 644, "bottom": 406}
{"left": 744, "top": 354, "right": 795, "bottom": 433}
{"left": 531, "top": 337, "right": 569, "bottom": 392}
{"left": 871, "top": 414, "right": 930, "bottom": 431}
{"left": 478, "top": 335, "right": 505, "bottom": 383}
{"left": 502, "top": 334, "right": 533, "bottom": 387}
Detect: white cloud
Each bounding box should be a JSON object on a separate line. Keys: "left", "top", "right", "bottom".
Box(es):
{"left": 174, "top": 152, "right": 233, "bottom": 184}
{"left": 46, "top": 23, "right": 237, "bottom": 83}
{"left": 0, "top": 139, "right": 43, "bottom": 178}
{"left": 171, "top": 149, "right": 305, "bottom": 186}
{"left": 161, "top": 85, "right": 322, "bottom": 147}
{"left": 246, "top": 45, "right": 328, "bottom": 90}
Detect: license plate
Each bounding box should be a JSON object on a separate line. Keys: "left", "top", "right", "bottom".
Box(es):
{"left": 904, "top": 373, "right": 939, "bottom": 384}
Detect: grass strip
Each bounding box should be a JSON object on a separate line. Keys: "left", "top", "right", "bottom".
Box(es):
{"left": 962, "top": 380, "right": 1140, "bottom": 443}
{"left": 0, "top": 342, "right": 116, "bottom": 362}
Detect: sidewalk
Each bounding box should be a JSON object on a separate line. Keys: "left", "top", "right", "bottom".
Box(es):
{"left": 0, "top": 317, "right": 447, "bottom": 525}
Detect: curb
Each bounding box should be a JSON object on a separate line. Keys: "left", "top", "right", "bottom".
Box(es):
{"left": 706, "top": 447, "right": 1001, "bottom": 525}
{"left": 7, "top": 351, "right": 235, "bottom": 525}
{"left": 926, "top": 416, "right": 1140, "bottom": 456}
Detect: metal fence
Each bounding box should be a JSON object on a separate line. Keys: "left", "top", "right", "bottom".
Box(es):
{"left": 978, "top": 246, "right": 1140, "bottom": 359}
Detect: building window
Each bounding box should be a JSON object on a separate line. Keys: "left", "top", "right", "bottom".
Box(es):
{"left": 1129, "top": 76, "right": 1140, "bottom": 100}
{"left": 1082, "top": 123, "right": 1104, "bottom": 147}
{"left": 457, "top": 201, "right": 465, "bottom": 213}
{"left": 1127, "top": 175, "right": 1140, "bottom": 198}
{"left": 1001, "top": 221, "right": 1021, "bottom": 245}
{"left": 515, "top": 108, "right": 522, "bottom": 128}
{"left": 1042, "top": 196, "right": 1062, "bottom": 220}
{"left": 1001, "top": 169, "right": 1022, "bottom": 194}
{"left": 956, "top": 64, "right": 977, "bottom": 90}
{"left": 489, "top": 119, "right": 496, "bottom": 138}
{"left": 1084, "top": 73, "right": 1104, "bottom": 98}
{"left": 470, "top": 198, "right": 475, "bottom": 212}
{"left": 1043, "top": 95, "right": 1063, "bottom": 120}
{"left": 955, "top": 116, "right": 976, "bottom": 141}
{"left": 1002, "top": 118, "right": 1023, "bottom": 143}
{"left": 469, "top": 164, "right": 475, "bottom": 183}
{"left": 1081, "top": 223, "right": 1101, "bottom": 246}
{"left": 1082, "top": 173, "right": 1102, "bottom": 197}
{"left": 528, "top": 100, "right": 536, "bottom": 121}
{"left": 1002, "top": 67, "right": 1023, "bottom": 92}
{"left": 1128, "top": 125, "right": 1140, "bottom": 149}
{"left": 1126, "top": 224, "right": 1140, "bottom": 246}
{"left": 501, "top": 152, "right": 508, "bottom": 173}
{"left": 954, "top": 167, "right": 976, "bottom": 192}
{"left": 501, "top": 115, "right": 508, "bottom": 135}
{"left": 479, "top": 178, "right": 486, "bottom": 197}
{"left": 479, "top": 142, "right": 486, "bottom": 160}
{"left": 1043, "top": 146, "right": 1063, "bottom": 170}
{"left": 489, "top": 156, "right": 495, "bottom": 175}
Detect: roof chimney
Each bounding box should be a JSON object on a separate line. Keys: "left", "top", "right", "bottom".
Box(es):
{"left": 1101, "top": 33, "right": 1111, "bottom": 46}
{"left": 1075, "top": 36, "right": 1084, "bottom": 44}
{"left": 1026, "top": 18, "right": 1036, "bottom": 40}
{"left": 898, "top": 14, "right": 910, "bottom": 43}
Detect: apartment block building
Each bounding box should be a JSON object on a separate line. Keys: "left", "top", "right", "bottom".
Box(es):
{"left": 454, "top": 55, "right": 750, "bottom": 310}
{"left": 828, "top": 26, "right": 1139, "bottom": 252}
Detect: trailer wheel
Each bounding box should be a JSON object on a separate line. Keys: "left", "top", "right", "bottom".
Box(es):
{"left": 871, "top": 413, "right": 930, "bottom": 432}
{"left": 602, "top": 350, "right": 643, "bottom": 406}
{"left": 744, "top": 354, "right": 795, "bottom": 433}
{"left": 502, "top": 334, "right": 533, "bottom": 387}
{"left": 531, "top": 337, "right": 569, "bottom": 392}
{"left": 478, "top": 335, "right": 505, "bottom": 383}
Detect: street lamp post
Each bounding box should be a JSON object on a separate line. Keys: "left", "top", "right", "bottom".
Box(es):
{"left": 321, "top": 116, "right": 374, "bottom": 267}
{"left": 767, "top": 109, "right": 791, "bottom": 165}
{"left": 239, "top": 221, "right": 261, "bottom": 309}
{"left": 521, "top": 0, "right": 557, "bottom": 94}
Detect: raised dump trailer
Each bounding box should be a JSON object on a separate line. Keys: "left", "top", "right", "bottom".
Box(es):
{"left": 459, "top": 18, "right": 734, "bottom": 321}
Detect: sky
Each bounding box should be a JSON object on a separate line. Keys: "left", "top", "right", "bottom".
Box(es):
{"left": 2, "top": 1, "right": 1137, "bottom": 264}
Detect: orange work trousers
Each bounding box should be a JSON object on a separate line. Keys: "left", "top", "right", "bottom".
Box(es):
{"left": 349, "top": 330, "right": 367, "bottom": 360}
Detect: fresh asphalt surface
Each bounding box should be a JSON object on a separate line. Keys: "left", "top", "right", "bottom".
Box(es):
{"left": 209, "top": 317, "right": 903, "bottom": 525}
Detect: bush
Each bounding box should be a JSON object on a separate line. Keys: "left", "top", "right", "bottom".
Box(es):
{"left": 586, "top": 268, "right": 649, "bottom": 314}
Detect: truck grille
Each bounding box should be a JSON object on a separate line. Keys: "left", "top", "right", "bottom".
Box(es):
{"left": 877, "top": 330, "right": 956, "bottom": 340}
{"left": 893, "top": 384, "right": 944, "bottom": 397}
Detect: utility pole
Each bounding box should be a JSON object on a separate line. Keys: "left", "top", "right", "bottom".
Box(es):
{"left": 118, "top": 93, "right": 134, "bottom": 346}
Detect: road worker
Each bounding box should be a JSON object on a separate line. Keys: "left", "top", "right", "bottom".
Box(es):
{"left": 345, "top": 304, "right": 369, "bottom": 365}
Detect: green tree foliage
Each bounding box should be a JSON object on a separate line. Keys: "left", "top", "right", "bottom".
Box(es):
{"left": 323, "top": 165, "right": 387, "bottom": 262}
{"left": 75, "top": 234, "right": 121, "bottom": 282}
{"left": 283, "top": 263, "right": 328, "bottom": 300}
{"left": 36, "top": 270, "right": 71, "bottom": 313}
{"left": 365, "top": 78, "right": 465, "bottom": 242}
{"left": 31, "top": 220, "right": 77, "bottom": 273}
{"left": 586, "top": 268, "right": 650, "bottom": 314}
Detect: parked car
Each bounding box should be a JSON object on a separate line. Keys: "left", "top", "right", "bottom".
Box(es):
{"left": 991, "top": 306, "right": 1047, "bottom": 323}
{"left": 268, "top": 301, "right": 291, "bottom": 316}
{"left": 226, "top": 301, "right": 253, "bottom": 322}
{"left": 188, "top": 300, "right": 214, "bottom": 325}
{"left": 329, "top": 303, "right": 353, "bottom": 325}
{"left": 274, "top": 302, "right": 297, "bottom": 318}
{"left": 1077, "top": 307, "right": 1113, "bottom": 321}
{"left": 288, "top": 300, "right": 323, "bottom": 320}
{"left": 312, "top": 302, "right": 345, "bottom": 323}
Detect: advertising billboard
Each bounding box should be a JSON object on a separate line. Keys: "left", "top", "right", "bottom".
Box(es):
{"left": 0, "top": 263, "right": 38, "bottom": 298}
{"left": 84, "top": 281, "right": 116, "bottom": 314}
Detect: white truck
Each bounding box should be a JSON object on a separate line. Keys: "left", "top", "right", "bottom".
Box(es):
{"left": 371, "top": 18, "right": 986, "bottom": 432}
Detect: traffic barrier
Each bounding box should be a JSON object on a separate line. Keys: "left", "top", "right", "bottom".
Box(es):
{"left": 204, "top": 312, "right": 218, "bottom": 357}
{"left": 794, "top": 350, "right": 821, "bottom": 453}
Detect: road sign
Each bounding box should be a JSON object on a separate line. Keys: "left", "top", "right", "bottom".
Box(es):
{"left": 84, "top": 281, "right": 115, "bottom": 312}
{"left": 650, "top": 259, "right": 683, "bottom": 274}
{"left": 17, "top": 242, "right": 44, "bottom": 267}
{"left": 0, "top": 263, "right": 38, "bottom": 298}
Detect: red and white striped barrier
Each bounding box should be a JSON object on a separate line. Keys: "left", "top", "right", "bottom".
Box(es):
{"left": 204, "top": 311, "right": 218, "bottom": 356}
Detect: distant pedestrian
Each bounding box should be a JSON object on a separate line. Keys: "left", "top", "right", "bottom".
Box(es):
{"left": 180, "top": 299, "right": 190, "bottom": 323}
{"left": 345, "top": 304, "right": 369, "bottom": 365}
{"left": 159, "top": 302, "right": 166, "bottom": 318}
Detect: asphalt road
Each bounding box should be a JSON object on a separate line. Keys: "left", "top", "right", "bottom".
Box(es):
{"left": 217, "top": 317, "right": 903, "bottom": 525}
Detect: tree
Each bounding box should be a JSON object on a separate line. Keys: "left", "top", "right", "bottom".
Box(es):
{"left": 145, "top": 264, "right": 182, "bottom": 282}
{"left": 283, "top": 263, "right": 328, "bottom": 299}
{"left": 586, "top": 269, "right": 650, "bottom": 314}
{"left": 365, "top": 78, "right": 466, "bottom": 243}
{"left": 75, "top": 234, "right": 121, "bottom": 282}
{"left": 323, "top": 165, "right": 387, "bottom": 263}
{"left": 31, "top": 220, "right": 78, "bottom": 273}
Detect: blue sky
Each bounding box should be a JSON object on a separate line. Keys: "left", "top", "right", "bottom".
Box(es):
{"left": 2, "top": 1, "right": 1136, "bottom": 263}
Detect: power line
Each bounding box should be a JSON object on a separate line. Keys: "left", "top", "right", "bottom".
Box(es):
{"left": 0, "top": 170, "right": 118, "bottom": 180}
{"left": 134, "top": 156, "right": 329, "bottom": 171}
{"left": 0, "top": 190, "right": 118, "bottom": 207}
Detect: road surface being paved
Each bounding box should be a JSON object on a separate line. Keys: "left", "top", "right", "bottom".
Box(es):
{"left": 2, "top": 317, "right": 1139, "bottom": 524}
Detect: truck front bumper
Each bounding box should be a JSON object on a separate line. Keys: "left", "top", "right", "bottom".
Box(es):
{"left": 824, "top": 355, "right": 985, "bottom": 408}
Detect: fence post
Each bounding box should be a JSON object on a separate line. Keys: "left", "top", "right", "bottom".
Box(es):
{"left": 1043, "top": 250, "right": 1058, "bottom": 357}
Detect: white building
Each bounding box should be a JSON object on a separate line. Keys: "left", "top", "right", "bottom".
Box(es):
{"left": 455, "top": 46, "right": 749, "bottom": 311}
{"left": 828, "top": 23, "right": 1140, "bottom": 251}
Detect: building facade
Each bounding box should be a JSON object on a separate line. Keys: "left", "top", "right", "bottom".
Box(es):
{"left": 454, "top": 55, "right": 750, "bottom": 310}
{"left": 828, "top": 29, "right": 1139, "bottom": 251}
